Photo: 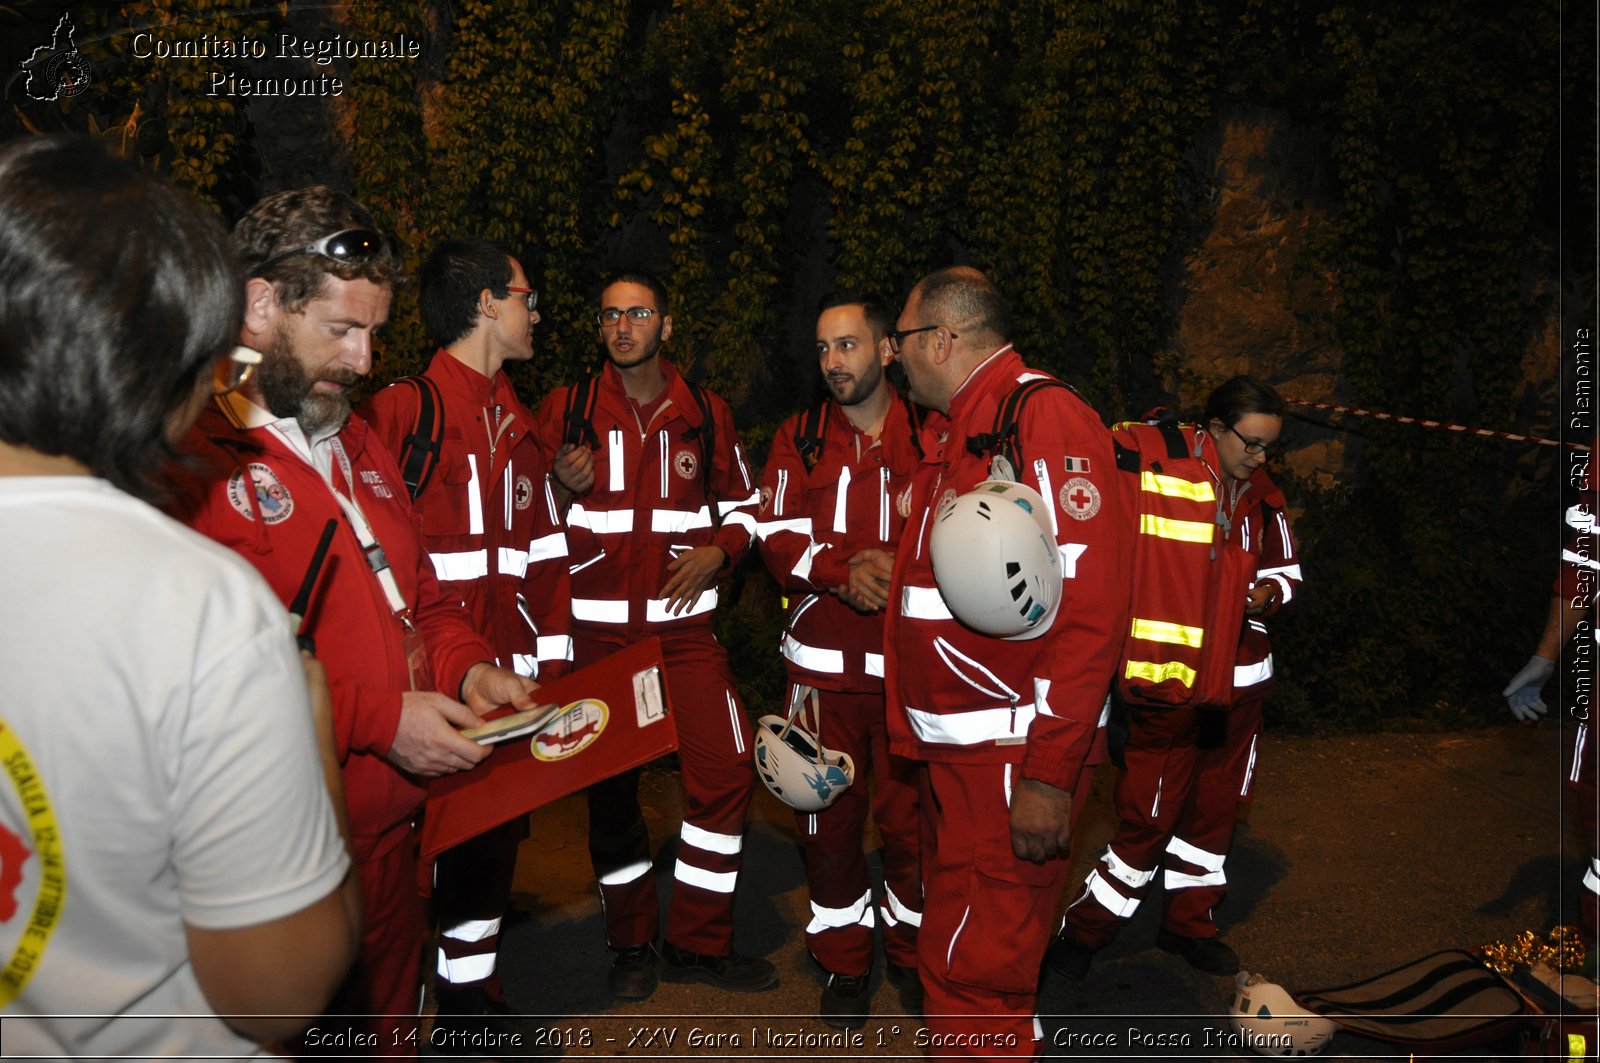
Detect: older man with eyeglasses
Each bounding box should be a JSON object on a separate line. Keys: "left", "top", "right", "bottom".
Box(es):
{"left": 168, "top": 188, "right": 541, "bottom": 1055}
{"left": 533, "top": 270, "right": 773, "bottom": 1001}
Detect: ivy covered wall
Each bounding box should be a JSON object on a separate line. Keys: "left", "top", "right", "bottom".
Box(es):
{"left": 9, "top": 0, "right": 1593, "bottom": 728}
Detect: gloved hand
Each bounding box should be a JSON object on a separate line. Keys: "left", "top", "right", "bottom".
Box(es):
{"left": 1502, "top": 655, "right": 1555, "bottom": 721}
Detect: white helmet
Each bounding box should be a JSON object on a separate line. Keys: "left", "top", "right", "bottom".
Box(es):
{"left": 753, "top": 689, "right": 855, "bottom": 812}
{"left": 929, "top": 480, "right": 1061, "bottom": 641}
{"left": 1230, "top": 971, "right": 1338, "bottom": 1057}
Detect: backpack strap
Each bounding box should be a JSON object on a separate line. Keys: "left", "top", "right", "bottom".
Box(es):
{"left": 794, "top": 400, "right": 832, "bottom": 471}
{"left": 396, "top": 375, "right": 445, "bottom": 501}
{"left": 965, "top": 377, "right": 1071, "bottom": 475}
{"left": 561, "top": 376, "right": 601, "bottom": 450}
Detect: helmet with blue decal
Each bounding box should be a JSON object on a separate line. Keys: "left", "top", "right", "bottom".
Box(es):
{"left": 753, "top": 687, "right": 855, "bottom": 811}
{"left": 930, "top": 479, "right": 1062, "bottom": 641}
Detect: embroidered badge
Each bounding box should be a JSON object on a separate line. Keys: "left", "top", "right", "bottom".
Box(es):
{"left": 936, "top": 488, "right": 958, "bottom": 518}
{"left": 514, "top": 474, "right": 534, "bottom": 511}
{"left": 227, "top": 463, "right": 294, "bottom": 524}
{"left": 1059, "top": 477, "right": 1101, "bottom": 521}
{"left": 531, "top": 699, "right": 609, "bottom": 762}
{"left": 673, "top": 448, "right": 698, "bottom": 481}
{"left": 896, "top": 484, "right": 913, "bottom": 519}
{"left": 1064, "top": 455, "right": 1092, "bottom": 474}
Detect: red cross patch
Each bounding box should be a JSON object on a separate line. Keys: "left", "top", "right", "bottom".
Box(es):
{"left": 1059, "top": 477, "right": 1101, "bottom": 521}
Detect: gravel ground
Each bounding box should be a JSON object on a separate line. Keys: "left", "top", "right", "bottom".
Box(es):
{"left": 447, "top": 719, "right": 1588, "bottom": 1062}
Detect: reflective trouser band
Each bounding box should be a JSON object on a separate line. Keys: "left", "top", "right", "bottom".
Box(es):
{"left": 1165, "top": 866, "right": 1227, "bottom": 890}
{"left": 1084, "top": 869, "right": 1142, "bottom": 918}
{"left": 1103, "top": 845, "right": 1157, "bottom": 889}
{"left": 442, "top": 917, "right": 502, "bottom": 943}
{"left": 865, "top": 652, "right": 885, "bottom": 678}
{"left": 783, "top": 635, "right": 845, "bottom": 674}
{"left": 431, "top": 550, "right": 487, "bottom": 581}
{"left": 1124, "top": 659, "right": 1197, "bottom": 688}
{"left": 883, "top": 884, "right": 923, "bottom": 928}
{"left": 437, "top": 951, "right": 496, "bottom": 984}
{"left": 1166, "top": 836, "right": 1226, "bottom": 872}
{"left": 1130, "top": 617, "right": 1205, "bottom": 648}
{"left": 807, "top": 890, "right": 874, "bottom": 935}
{"left": 674, "top": 859, "right": 738, "bottom": 893}
{"left": 1141, "top": 470, "right": 1214, "bottom": 502}
{"left": 904, "top": 702, "right": 1036, "bottom": 745}
{"left": 598, "top": 859, "right": 652, "bottom": 887}
{"left": 1235, "top": 655, "right": 1274, "bottom": 687}
{"left": 1140, "top": 514, "right": 1214, "bottom": 544}
{"left": 680, "top": 821, "right": 743, "bottom": 855}
{"left": 900, "top": 585, "right": 953, "bottom": 620}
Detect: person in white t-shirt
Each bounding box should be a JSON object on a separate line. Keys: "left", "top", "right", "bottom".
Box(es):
{"left": 0, "top": 134, "right": 359, "bottom": 1059}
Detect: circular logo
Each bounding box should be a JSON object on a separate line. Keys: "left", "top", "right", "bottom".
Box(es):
{"left": 514, "top": 475, "right": 534, "bottom": 511}
{"left": 936, "top": 488, "right": 958, "bottom": 519}
{"left": 46, "top": 51, "right": 92, "bottom": 99}
{"left": 226, "top": 463, "right": 294, "bottom": 524}
{"left": 0, "top": 721, "right": 67, "bottom": 1005}
{"left": 673, "top": 449, "right": 699, "bottom": 481}
{"left": 896, "top": 485, "right": 913, "bottom": 519}
{"left": 1059, "top": 477, "right": 1102, "bottom": 521}
{"left": 531, "top": 699, "right": 608, "bottom": 762}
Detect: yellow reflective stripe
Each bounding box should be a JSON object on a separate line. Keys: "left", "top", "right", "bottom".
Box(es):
{"left": 1124, "top": 659, "right": 1198, "bottom": 688}
{"left": 1140, "top": 470, "right": 1215, "bottom": 502}
{"left": 1140, "top": 514, "right": 1214, "bottom": 543}
{"left": 1130, "top": 618, "right": 1205, "bottom": 648}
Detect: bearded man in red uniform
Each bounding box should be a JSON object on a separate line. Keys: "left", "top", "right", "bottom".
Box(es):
{"left": 881, "top": 267, "right": 1131, "bottom": 1058}
{"left": 533, "top": 270, "right": 774, "bottom": 999}
{"left": 169, "top": 189, "right": 540, "bottom": 1054}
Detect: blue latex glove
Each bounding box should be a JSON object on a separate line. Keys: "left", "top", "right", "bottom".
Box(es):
{"left": 1502, "top": 655, "right": 1555, "bottom": 721}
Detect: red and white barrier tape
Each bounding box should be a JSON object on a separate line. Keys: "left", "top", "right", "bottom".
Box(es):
{"left": 1284, "top": 397, "right": 1593, "bottom": 451}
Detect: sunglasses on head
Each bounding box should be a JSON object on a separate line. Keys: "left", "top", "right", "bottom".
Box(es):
{"left": 252, "top": 228, "right": 386, "bottom": 276}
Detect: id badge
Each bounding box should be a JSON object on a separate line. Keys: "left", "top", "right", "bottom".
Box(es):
{"left": 399, "top": 610, "right": 435, "bottom": 692}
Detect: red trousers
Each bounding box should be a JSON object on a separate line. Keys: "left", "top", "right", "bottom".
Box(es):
{"left": 918, "top": 760, "right": 1097, "bottom": 1060}
{"left": 431, "top": 817, "right": 524, "bottom": 996}
{"left": 789, "top": 684, "right": 922, "bottom": 976}
{"left": 581, "top": 634, "right": 757, "bottom": 955}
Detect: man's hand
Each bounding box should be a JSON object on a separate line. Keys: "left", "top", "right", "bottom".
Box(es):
{"left": 658, "top": 545, "right": 725, "bottom": 615}
{"left": 1010, "top": 777, "right": 1073, "bottom": 863}
{"left": 837, "top": 548, "right": 895, "bottom": 613}
{"left": 1503, "top": 654, "right": 1555, "bottom": 722}
{"left": 386, "top": 692, "right": 490, "bottom": 777}
{"left": 460, "top": 661, "right": 541, "bottom": 717}
{"left": 552, "top": 443, "right": 595, "bottom": 507}
{"left": 1244, "top": 581, "right": 1276, "bottom": 616}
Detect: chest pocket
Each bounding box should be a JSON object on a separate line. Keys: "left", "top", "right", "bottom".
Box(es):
{"left": 419, "top": 457, "right": 478, "bottom": 538}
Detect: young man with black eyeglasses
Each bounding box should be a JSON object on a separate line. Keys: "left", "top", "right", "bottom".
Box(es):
{"left": 532, "top": 270, "right": 774, "bottom": 1000}
{"left": 361, "top": 238, "right": 573, "bottom": 1037}
{"left": 168, "top": 190, "right": 542, "bottom": 1054}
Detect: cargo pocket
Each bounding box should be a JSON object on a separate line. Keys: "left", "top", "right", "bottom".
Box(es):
{"left": 943, "top": 835, "right": 1063, "bottom": 995}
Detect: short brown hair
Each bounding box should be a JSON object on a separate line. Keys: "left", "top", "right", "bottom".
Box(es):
{"left": 233, "top": 186, "right": 405, "bottom": 312}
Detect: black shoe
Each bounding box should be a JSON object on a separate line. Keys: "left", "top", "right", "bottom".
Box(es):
{"left": 1044, "top": 930, "right": 1098, "bottom": 981}
{"left": 1156, "top": 928, "right": 1240, "bottom": 975}
{"left": 608, "top": 942, "right": 660, "bottom": 1000}
{"left": 431, "top": 987, "right": 557, "bottom": 1058}
{"left": 659, "top": 940, "right": 778, "bottom": 992}
{"left": 820, "top": 971, "right": 872, "bottom": 1030}
{"left": 884, "top": 962, "right": 925, "bottom": 1015}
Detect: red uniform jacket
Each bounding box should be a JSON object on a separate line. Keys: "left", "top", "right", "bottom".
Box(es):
{"left": 169, "top": 398, "right": 495, "bottom": 862}
{"left": 361, "top": 351, "right": 572, "bottom": 681}
{"left": 1224, "top": 469, "right": 1301, "bottom": 697}
{"left": 531, "top": 359, "right": 758, "bottom": 647}
{"left": 757, "top": 395, "right": 919, "bottom": 692}
{"left": 883, "top": 347, "right": 1132, "bottom": 789}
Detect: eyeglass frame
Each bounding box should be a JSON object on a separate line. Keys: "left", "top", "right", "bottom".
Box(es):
{"left": 252, "top": 228, "right": 387, "bottom": 276}
{"left": 596, "top": 306, "right": 659, "bottom": 328}
{"left": 503, "top": 286, "right": 539, "bottom": 312}
{"left": 885, "top": 323, "right": 957, "bottom": 354}
{"left": 1222, "top": 421, "right": 1279, "bottom": 456}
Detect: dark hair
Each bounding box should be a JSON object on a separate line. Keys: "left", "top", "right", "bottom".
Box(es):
{"left": 817, "top": 291, "right": 891, "bottom": 340}
{"left": 598, "top": 269, "right": 669, "bottom": 314}
{"left": 0, "top": 135, "right": 242, "bottom": 498}
{"left": 914, "top": 266, "right": 1009, "bottom": 341}
{"left": 233, "top": 185, "right": 405, "bottom": 312}
{"left": 1204, "top": 375, "right": 1286, "bottom": 427}
{"left": 419, "top": 237, "right": 516, "bottom": 348}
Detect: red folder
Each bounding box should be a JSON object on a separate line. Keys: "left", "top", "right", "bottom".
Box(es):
{"left": 419, "top": 638, "right": 676, "bottom": 886}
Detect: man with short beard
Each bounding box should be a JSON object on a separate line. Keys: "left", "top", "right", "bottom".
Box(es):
{"left": 168, "top": 187, "right": 541, "bottom": 1055}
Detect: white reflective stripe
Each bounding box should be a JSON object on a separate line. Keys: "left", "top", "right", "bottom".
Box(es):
{"left": 1573, "top": 725, "right": 1590, "bottom": 784}
{"left": 466, "top": 453, "right": 483, "bottom": 535}
{"left": 442, "top": 917, "right": 502, "bottom": 943}
{"left": 879, "top": 468, "right": 890, "bottom": 541}
{"left": 901, "top": 585, "right": 953, "bottom": 620}
{"left": 608, "top": 430, "right": 624, "bottom": 491}
{"left": 437, "top": 951, "right": 496, "bottom": 984}
{"left": 644, "top": 589, "right": 719, "bottom": 622}
{"left": 537, "top": 634, "right": 574, "bottom": 661}
{"left": 727, "top": 688, "right": 747, "bottom": 755}
{"left": 1097, "top": 693, "right": 1111, "bottom": 728}
{"left": 502, "top": 458, "right": 515, "bottom": 532}
{"left": 783, "top": 634, "right": 845, "bottom": 673}
{"left": 1084, "top": 869, "right": 1142, "bottom": 918}
{"left": 933, "top": 637, "right": 1022, "bottom": 703}
{"left": 568, "top": 505, "right": 635, "bottom": 534}
{"left": 674, "top": 859, "right": 738, "bottom": 894}
{"left": 526, "top": 531, "right": 567, "bottom": 562}
{"left": 1235, "top": 654, "right": 1274, "bottom": 687}
{"left": 775, "top": 468, "right": 791, "bottom": 515}
{"left": 1241, "top": 733, "right": 1258, "bottom": 798}
{"left": 722, "top": 510, "right": 757, "bottom": 536}
{"left": 512, "top": 653, "right": 536, "bottom": 677}
{"left": 1564, "top": 548, "right": 1600, "bottom": 571}
{"left": 1164, "top": 867, "right": 1227, "bottom": 890}
{"left": 792, "top": 541, "right": 825, "bottom": 582}
{"left": 599, "top": 858, "right": 652, "bottom": 887}
{"left": 806, "top": 889, "right": 874, "bottom": 934}
{"left": 1585, "top": 860, "right": 1600, "bottom": 897}
{"left": 1568, "top": 503, "right": 1596, "bottom": 534}
{"left": 883, "top": 884, "right": 922, "bottom": 927}
{"left": 1103, "top": 845, "right": 1157, "bottom": 889}
{"left": 1258, "top": 563, "right": 1302, "bottom": 604}
{"left": 497, "top": 547, "right": 529, "bottom": 578}
{"left": 1276, "top": 511, "right": 1295, "bottom": 558}
{"left": 720, "top": 490, "right": 760, "bottom": 516}
{"left": 1059, "top": 542, "right": 1087, "bottom": 578}
{"left": 573, "top": 597, "right": 629, "bottom": 623}
{"left": 652, "top": 506, "right": 714, "bottom": 533}
{"left": 658, "top": 431, "right": 670, "bottom": 497}
{"left": 1166, "top": 836, "right": 1226, "bottom": 873}
{"left": 542, "top": 476, "right": 560, "bottom": 525}
{"left": 864, "top": 652, "right": 885, "bottom": 678}
{"left": 733, "top": 441, "right": 753, "bottom": 492}
{"left": 680, "top": 821, "right": 743, "bottom": 856}
{"left": 904, "top": 702, "right": 1036, "bottom": 745}
{"left": 832, "top": 465, "right": 853, "bottom": 534}
{"left": 756, "top": 516, "right": 812, "bottom": 538}
{"left": 1033, "top": 457, "right": 1059, "bottom": 537}
{"left": 430, "top": 550, "right": 488, "bottom": 581}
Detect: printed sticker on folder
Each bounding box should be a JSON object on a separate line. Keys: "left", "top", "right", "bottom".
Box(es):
{"left": 633, "top": 665, "right": 667, "bottom": 727}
